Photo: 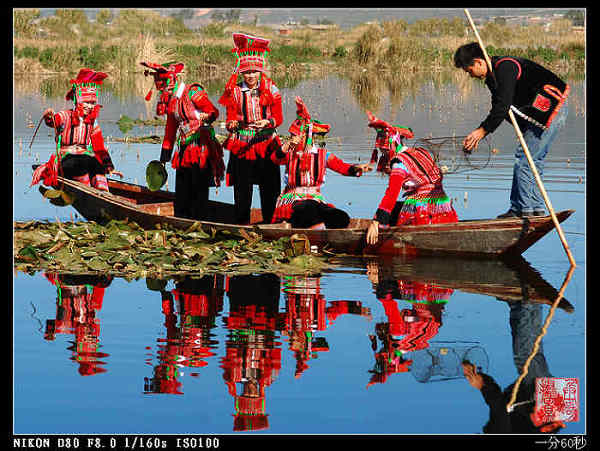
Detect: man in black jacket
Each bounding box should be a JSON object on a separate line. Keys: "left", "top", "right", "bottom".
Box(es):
{"left": 454, "top": 42, "right": 570, "bottom": 218}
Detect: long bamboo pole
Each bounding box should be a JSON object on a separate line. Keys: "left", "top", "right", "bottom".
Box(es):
{"left": 464, "top": 9, "right": 576, "bottom": 268}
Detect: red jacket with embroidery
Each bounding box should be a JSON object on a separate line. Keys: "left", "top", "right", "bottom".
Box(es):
{"left": 45, "top": 109, "right": 114, "bottom": 172}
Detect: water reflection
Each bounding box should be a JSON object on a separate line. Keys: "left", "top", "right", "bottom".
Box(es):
{"left": 366, "top": 261, "right": 453, "bottom": 386}
{"left": 281, "top": 275, "right": 371, "bottom": 378}
{"left": 25, "top": 252, "right": 577, "bottom": 433}
{"left": 43, "top": 273, "right": 112, "bottom": 376}
{"left": 221, "top": 274, "right": 282, "bottom": 432}
{"left": 144, "top": 275, "right": 224, "bottom": 395}
{"left": 364, "top": 255, "right": 575, "bottom": 434}
{"left": 462, "top": 300, "right": 566, "bottom": 434}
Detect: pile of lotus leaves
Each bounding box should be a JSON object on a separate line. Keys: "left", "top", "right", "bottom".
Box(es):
{"left": 14, "top": 219, "right": 331, "bottom": 279}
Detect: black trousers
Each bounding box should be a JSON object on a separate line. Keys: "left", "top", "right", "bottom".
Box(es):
{"left": 60, "top": 154, "right": 105, "bottom": 179}
{"left": 175, "top": 165, "right": 210, "bottom": 220}
{"left": 289, "top": 199, "right": 350, "bottom": 229}
{"left": 227, "top": 274, "right": 281, "bottom": 313}
{"left": 228, "top": 155, "right": 281, "bottom": 224}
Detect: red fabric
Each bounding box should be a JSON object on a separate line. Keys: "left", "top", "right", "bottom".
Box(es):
{"left": 223, "top": 77, "right": 283, "bottom": 127}
{"left": 65, "top": 68, "right": 108, "bottom": 102}
{"left": 325, "top": 153, "right": 354, "bottom": 176}
{"left": 377, "top": 165, "right": 409, "bottom": 215}
{"left": 160, "top": 84, "right": 224, "bottom": 183}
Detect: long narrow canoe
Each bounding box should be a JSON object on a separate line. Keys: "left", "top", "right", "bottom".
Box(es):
{"left": 365, "top": 254, "right": 574, "bottom": 312}
{"left": 56, "top": 177, "right": 574, "bottom": 258}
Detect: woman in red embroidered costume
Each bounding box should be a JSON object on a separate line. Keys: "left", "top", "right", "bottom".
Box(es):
{"left": 271, "top": 97, "right": 371, "bottom": 229}
{"left": 141, "top": 61, "right": 224, "bottom": 220}
{"left": 365, "top": 112, "right": 458, "bottom": 245}
{"left": 31, "top": 68, "right": 121, "bottom": 191}
{"left": 219, "top": 33, "right": 284, "bottom": 225}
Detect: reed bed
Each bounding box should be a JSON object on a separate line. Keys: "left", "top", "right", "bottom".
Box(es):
{"left": 14, "top": 9, "right": 585, "bottom": 80}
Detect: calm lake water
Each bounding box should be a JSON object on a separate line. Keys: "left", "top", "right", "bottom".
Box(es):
{"left": 13, "top": 72, "right": 586, "bottom": 436}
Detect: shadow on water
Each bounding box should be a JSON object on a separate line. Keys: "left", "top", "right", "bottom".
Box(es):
{"left": 26, "top": 250, "right": 576, "bottom": 434}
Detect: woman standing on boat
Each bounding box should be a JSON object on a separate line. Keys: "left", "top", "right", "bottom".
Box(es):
{"left": 31, "top": 68, "right": 122, "bottom": 191}
{"left": 141, "top": 61, "right": 224, "bottom": 220}
{"left": 270, "top": 96, "right": 371, "bottom": 229}
{"left": 365, "top": 112, "right": 458, "bottom": 245}
{"left": 218, "top": 33, "right": 283, "bottom": 225}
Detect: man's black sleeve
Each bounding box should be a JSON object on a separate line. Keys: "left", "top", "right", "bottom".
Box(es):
{"left": 479, "top": 60, "right": 521, "bottom": 134}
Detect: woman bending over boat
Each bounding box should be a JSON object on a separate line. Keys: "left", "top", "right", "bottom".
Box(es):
{"left": 366, "top": 112, "right": 458, "bottom": 245}
{"left": 31, "top": 68, "right": 122, "bottom": 190}
{"left": 271, "top": 96, "right": 371, "bottom": 229}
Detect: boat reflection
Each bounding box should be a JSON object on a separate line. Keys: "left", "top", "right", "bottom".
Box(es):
{"left": 144, "top": 275, "right": 224, "bottom": 395}
{"left": 33, "top": 252, "right": 574, "bottom": 433}
{"left": 364, "top": 255, "right": 575, "bottom": 433}
{"left": 43, "top": 273, "right": 113, "bottom": 376}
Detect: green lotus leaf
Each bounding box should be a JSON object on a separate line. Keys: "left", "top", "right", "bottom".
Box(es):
{"left": 87, "top": 256, "right": 110, "bottom": 271}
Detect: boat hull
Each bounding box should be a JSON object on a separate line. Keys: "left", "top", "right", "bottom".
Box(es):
{"left": 60, "top": 177, "right": 574, "bottom": 258}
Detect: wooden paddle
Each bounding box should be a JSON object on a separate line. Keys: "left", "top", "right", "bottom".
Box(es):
{"left": 464, "top": 9, "right": 576, "bottom": 268}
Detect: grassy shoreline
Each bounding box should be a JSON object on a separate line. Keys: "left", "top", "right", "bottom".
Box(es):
{"left": 14, "top": 9, "right": 585, "bottom": 80}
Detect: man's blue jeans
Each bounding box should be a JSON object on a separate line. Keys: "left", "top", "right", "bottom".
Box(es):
{"left": 510, "top": 106, "right": 568, "bottom": 214}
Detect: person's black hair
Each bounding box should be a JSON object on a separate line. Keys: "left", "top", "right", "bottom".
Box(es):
{"left": 454, "top": 42, "right": 485, "bottom": 69}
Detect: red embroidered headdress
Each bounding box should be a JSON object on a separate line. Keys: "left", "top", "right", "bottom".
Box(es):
{"left": 65, "top": 68, "right": 108, "bottom": 104}
{"left": 140, "top": 61, "right": 184, "bottom": 97}
{"left": 218, "top": 33, "right": 272, "bottom": 108}
{"left": 288, "top": 96, "right": 331, "bottom": 137}
{"left": 366, "top": 111, "right": 414, "bottom": 172}
{"left": 232, "top": 32, "right": 271, "bottom": 74}
{"left": 140, "top": 61, "right": 184, "bottom": 115}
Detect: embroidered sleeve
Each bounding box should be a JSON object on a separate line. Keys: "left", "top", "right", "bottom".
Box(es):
{"left": 326, "top": 152, "right": 355, "bottom": 175}
{"left": 46, "top": 111, "right": 67, "bottom": 130}
{"left": 160, "top": 113, "right": 179, "bottom": 162}
{"left": 374, "top": 165, "right": 408, "bottom": 225}
{"left": 90, "top": 126, "right": 114, "bottom": 172}
{"left": 190, "top": 88, "right": 220, "bottom": 122}
{"left": 268, "top": 85, "right": 283, "bottom": 128}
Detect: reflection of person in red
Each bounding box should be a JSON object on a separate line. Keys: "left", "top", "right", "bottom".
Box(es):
{"left": 281, "top": 275, "right": 372, "bottom": 378}
{"left": 144, "top": 275, "right": 224, "bottom": 395}
{"left": 366, "top": 262, "right": 452, "bottom": 387}
{"left": 220, "top": 274, "right": 284, "bottom": 432}
{"left": 43, "top": 273, "right": 112, "bottom": 376}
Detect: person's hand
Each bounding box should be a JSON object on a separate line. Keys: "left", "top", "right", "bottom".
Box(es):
{"left": 283, "top": 135, "right": 302, "bottom": 153}
{"left": 366, "top": 260, "right": 379, "bottom": 284}
{"left": 109, "top": 169, "right": 124, "bottom": 179}
{"left": 366, "top": 220, "right": 380, "bottom": 245}
{"left": 198, "top": 112, "right": 210, "bottom": 123}
{"left": 43, "top": 108, "right": 54, "bottom": 119}
{"left": 250, "top": 119, "right": 271, "bottom": 129}
{"left": 354, "top": 163, "right": 373, "bottom": 177}
{"left": 226, "top": 120, "right": 238, "bottom": 132}
{"left": 462, "top": 362, "right": 484, "bottom": 390}
{"left": 463, "top": 127, "right": 487, "bottom": 151}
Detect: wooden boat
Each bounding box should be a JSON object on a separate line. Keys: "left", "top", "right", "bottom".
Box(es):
{"left": 362, "top": 254, "right": 574, "bottom": 312}
{"left": 56, "top": 176, "right": 575, "bottom": 258}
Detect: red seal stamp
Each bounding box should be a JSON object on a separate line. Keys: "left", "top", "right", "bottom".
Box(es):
{"left": 533, "top": 377, "right": 579, "bottom": 424}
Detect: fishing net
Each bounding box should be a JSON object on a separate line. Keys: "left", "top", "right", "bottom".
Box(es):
{"left": 408, "top": 342, "right": 489, "bottom": 383}
{"left": 407, "top": 135, "right": 494, "bottom": 175}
